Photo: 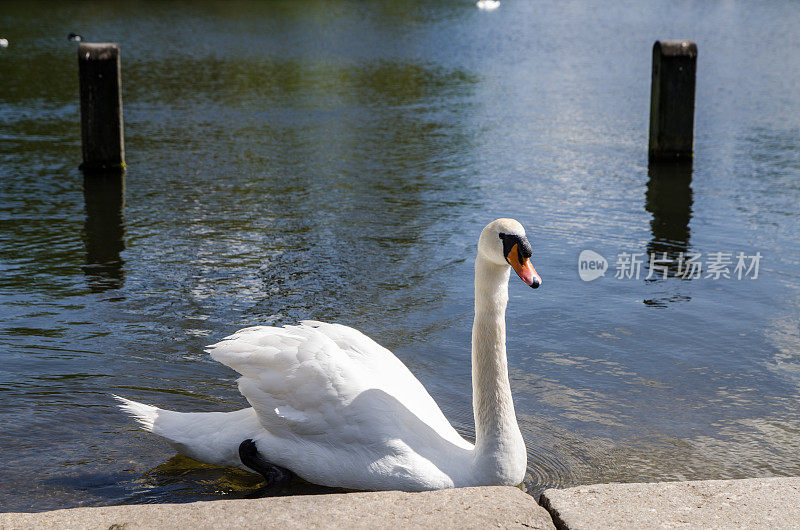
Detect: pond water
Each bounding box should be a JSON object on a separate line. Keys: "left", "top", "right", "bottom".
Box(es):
{"left": 2, "top": 0, "right": 800, "bottom": 512}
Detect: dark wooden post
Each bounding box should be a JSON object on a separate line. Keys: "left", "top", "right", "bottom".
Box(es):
{"left": 648, "top": 40, "right": 697, "bottom": 161}
{"left": 78, "top": 42, "right": 125, "bottom": 173}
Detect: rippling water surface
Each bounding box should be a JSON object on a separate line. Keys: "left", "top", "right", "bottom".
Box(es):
{"left": 2, "top": 0, "right": 800, "bottom": 512}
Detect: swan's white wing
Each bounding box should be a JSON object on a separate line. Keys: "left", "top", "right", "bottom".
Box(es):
{"left": 299, "top": 321, "right": 470, "bottom": 446}
{"left": 206, "top": 322, "right": 470, "bottom": 449}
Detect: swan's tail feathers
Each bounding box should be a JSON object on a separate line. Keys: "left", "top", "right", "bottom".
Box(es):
{"left": 113, "top": 395, "right": 159, "bottom": 432}
{"left": 113, "top": 395, "right": 263, "bottom": 470}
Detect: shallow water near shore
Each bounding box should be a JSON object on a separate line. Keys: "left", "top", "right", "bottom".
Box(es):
{"left": 2, "top": 0, "right": 800, "bottom": 512}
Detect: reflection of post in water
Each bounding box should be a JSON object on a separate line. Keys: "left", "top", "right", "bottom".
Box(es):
{"left": 645, "top": 160, "right": 693, "bottom": 277}
{"left": 82, "top": 174, "right": 126, "bottom": 291}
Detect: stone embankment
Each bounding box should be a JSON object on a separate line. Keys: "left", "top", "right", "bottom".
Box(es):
{"left": 3, "top": 477, "right": 799, "bottom": 529}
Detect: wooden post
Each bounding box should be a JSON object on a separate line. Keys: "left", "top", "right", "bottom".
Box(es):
{"left": 78, "top": 42, "right": 125, "bottom": 173}
{"left": 648, "top": 40, "right": 697, "bottom": 161}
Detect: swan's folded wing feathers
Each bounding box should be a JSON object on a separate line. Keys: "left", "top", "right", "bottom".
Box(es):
{"left": 299, "top": 320, "right": 406, "bottom": 370}
{"left": 207, "top": 322, "right": 470, "bottom": 449}
{"left": 207, "top": 325, "right": 371, "bottom": 439}
{"left": 299, "top": 321, "right": 473, "bottom": 448}
{"left": 208, "top": 327, "right": 306, "bottom": 377}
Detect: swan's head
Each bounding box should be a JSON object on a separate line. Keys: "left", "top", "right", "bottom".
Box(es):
{"left": 478, "top": 218, "right": 541, "bottom": 289}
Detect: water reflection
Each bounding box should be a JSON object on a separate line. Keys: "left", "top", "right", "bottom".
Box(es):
{"left": 643, "top": 161, "right": 693, "bottom": 306}
{"left": 645, "top": 161, "right": 693, "bottom": 262}
{"left": 131, "top": 455, "right": 344, "bottom": 502}
{"left": 82, "top": 175, "right": 125, "bottom": 291}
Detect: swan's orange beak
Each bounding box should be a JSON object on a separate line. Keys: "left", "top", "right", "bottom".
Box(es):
{"left": 507, "top": 243, "right": 541, "bottom": 289}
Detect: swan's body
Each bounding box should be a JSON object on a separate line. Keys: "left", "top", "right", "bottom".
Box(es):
{"left": 476, "top": 0, "right": 500, "bottom": 11}
{"left": 117, "top": 218, "right": 541, "bottom": 491}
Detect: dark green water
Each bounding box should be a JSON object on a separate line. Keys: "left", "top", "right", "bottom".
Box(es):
{"left": 2, "top": 0, "right": 800, "bottom": 513}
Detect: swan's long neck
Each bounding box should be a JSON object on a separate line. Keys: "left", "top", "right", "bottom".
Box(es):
{"left": 471, "top": 254, "right": 526, "bottom": 484}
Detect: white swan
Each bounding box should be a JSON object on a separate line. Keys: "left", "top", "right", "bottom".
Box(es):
{"left": 117, "top": 218, "right": 541, "bottom": 491}
{"left": 476, "top": 0, "right": 500, "bottom": 11}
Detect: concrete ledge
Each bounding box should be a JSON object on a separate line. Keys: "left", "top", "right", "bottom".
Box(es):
{"left": 540, "top": 477, "right": 800, "bottom": 529}
{"left": 0, "top": 486, "right": 554, "bottom": 530}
